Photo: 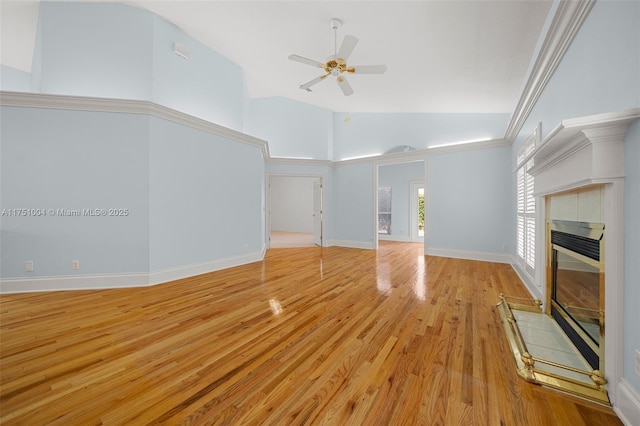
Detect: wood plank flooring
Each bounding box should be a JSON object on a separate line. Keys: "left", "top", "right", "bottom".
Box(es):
{"left": 0, "top": 242, "right": 622, "bottom": 425}
{"left": 269, "top": 231, "right": 316, "bottom": 248}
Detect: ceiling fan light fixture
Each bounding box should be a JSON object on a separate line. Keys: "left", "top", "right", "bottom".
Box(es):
{"left": 288, "top": 18, "right": 386, "bottom": 96}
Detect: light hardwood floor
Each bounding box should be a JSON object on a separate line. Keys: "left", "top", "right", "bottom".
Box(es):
{"left": 269, "top": 231, "right": 316, "bottom": 248}
{"left": 0, "top": 242, "right": 622, "bottom": 425}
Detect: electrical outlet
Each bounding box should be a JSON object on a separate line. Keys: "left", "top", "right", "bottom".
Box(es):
{"left": 635, "top": 349, "right": 640, "bottom": 377}
{"left": 72, "top": 260, "right": 80, "bottom": 270}
{"left": 502, "top": 243, "right": 508, "bottom": 251}
{"left": 24, "top": 260, "right": 34, "bottom": 272}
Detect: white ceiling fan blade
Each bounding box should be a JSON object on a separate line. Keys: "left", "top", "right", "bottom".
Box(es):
{"left": 337, "top": 76, "right": 354, "bottom": 96}
{"left": 348, "top": 64, "right": 387, "bottom": 74}
{"left": 288, "top": 54, "right": 325, "bottom": 68}
{"left": 300, "top": 74, "right": 330, "bottom": 91}
{"left": 337, "top": 35, "right": 358, "bottom": 61}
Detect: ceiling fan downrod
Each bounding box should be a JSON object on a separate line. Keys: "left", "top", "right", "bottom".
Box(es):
{"left": 329, "top": 18, "right": 342, "bottom": 58}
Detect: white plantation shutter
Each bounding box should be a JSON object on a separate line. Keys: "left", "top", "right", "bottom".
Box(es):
{"left": 516, "top": 132, "right": 537, "bottom": 276}
{"left": 525, "top": 158, "right": 535, "bottom": 268}
{"left": 517, "top": 167, "right": 525, "bottom": 259}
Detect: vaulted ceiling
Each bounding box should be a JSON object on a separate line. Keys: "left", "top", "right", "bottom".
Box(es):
{"left": 1, "top": 1, "right": 553, "bottom": 114}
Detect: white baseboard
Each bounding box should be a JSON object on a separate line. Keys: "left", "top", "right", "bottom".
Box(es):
{"left": 0, "top": 250, "right": 265, "bottom": 294}
{"left": 148, "top": 251, "right": 264, "bottom": 285}
{"left": 510, "top": 259, "right": 544, "bottom": 302}
{"left": 426, "top": 247, "right": 511, "bottom": 264}
{"left": 328, "top": 240, "right": 375, "bottom": 250}
{"left": 615, "top": 379, "right": 640, "bottom": 426}
{"left": 0, "top": 272, "right": 151, "bottom": 293}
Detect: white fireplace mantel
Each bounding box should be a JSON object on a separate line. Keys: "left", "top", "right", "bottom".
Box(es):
{"left": 525, "top": 107, "right": 639, "bottom": 419}
{"left": 529, "top": 108, "right": 640, "bottom": 195}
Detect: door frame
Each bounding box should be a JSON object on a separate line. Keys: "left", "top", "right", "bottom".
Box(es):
{"left": 410, "top": 180, "right": 425, "bottom": 242}
{"left": 374, "top": 158, "right": 426, "bottom": 250}
{"left": 266, "top": 173, "right": 327, "bottom": 249}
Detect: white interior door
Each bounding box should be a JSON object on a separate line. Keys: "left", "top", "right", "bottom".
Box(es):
{"left": 313, "top": 178, "right": 323, "bottom": 246}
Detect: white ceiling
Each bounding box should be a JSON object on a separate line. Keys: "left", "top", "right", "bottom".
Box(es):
{"left": 1, "top": 0, "right": 553, "bottom": 114}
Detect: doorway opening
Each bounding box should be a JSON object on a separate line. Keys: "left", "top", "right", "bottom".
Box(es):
{"left": 375, "top": 160, "right": 425, "bottom": 247}
{"left": 267, "top": 175, "right": 324, "bottom": 249}
{"left": 410, "top": 181, "right": 425, "bottom": 242}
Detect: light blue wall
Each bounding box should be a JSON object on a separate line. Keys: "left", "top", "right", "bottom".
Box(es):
{"left": 36, "top": 2, "right": 153, "bottom": 100}
{"left": 0, "top": 105, "right": 266, "bottom": 282}
{"left": 21, "top": 2, "right": 245, "bottom": 130}
{"left": 0, "top": 65, "right": 31, "bottom": 91}
{"left": 511, "top": 0, "right": 640, "bottom": 393}
{"left": 151, "top": 15, "right": 244, "bottom": 130}
{"left": 429, "top": 145, "right": 511, "bottom": 255}
{"left": 332, "top": 162, "right": 375, "bottom": 245}
{"left": 333, "top": 113, "right": 509, "bottom": 161}
{"left": 149, "top": 117, "right": 264, "bottom": 272}
{"left": 245, "top": 97, "right": 332, "bottom": 159}
{"left": 378, "top": 161, "right": 425, "bottom": 239}
{"left": 0, "top": 106, "right": 150, "bottom": 278}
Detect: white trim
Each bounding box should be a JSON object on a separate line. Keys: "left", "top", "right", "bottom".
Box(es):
{"left": 504, "top": 0, "right": 596, "bottom": 143}
{"left": 0, "top": 91, "right": 270, "bottom": 159}
{"left": 528, "top": 108, "right": 640, "bottom": 183}
{"left": 426, "top": 248, "right": 511, "bottom": 264}
{"left": 0, "top": 250, "right": 265, "bottom": 294}
{"left": 267, "top": 157, "right": 332, "bottom": 167}
{"left": 0, "top": 91, "right": 512, "bottom": 165}
{"left": 511, "top": 256, "right": 544, "bottom": 303}
{"left": 615, "top": 380, "right": 640, "bottom": 426}
{"left": 373, "top": 149, "right": 428, "bottom": 166}
{"left": 426, "top": 138, "right": 509, "bottom": 155}
{"left": 0, "top": 91, "right": 507, "bottom": 170}
{"left": 148, "top": 250, "right": 264, "bottom": 286}
{"left": 0, "top": 272, "right": 151, "bottom": 294}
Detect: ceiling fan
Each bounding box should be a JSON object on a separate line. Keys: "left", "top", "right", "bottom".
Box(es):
{"left": 288, "top": 18, "right": 387, "bottom": 96}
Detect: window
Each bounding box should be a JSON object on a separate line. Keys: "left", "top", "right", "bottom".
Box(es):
{"left": 516, "top": 127, "right": 538, "bottom": 275}
{"left": 378, "top": 186, "right": 392, "bottom": 235}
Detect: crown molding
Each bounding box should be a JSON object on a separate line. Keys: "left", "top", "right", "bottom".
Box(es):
{"left": 426, "top": 138, "right": 509, "bottom": 155}
{"left": 504, "top": 0, "right": 596, "bottom": 144}
{"left": 0, "top": 91, "right": 270, "bottom": 158}
{"left": 267, "top": 157, "right": 332, "bottom": 167}
{"left": 2, "top": 91, "right": 514, "bottom": 164}
{"left": 374, "top": 148, "right": 427, "bottom": 165}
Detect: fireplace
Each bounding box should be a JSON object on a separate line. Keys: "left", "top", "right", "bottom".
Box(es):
{"left": 497, "top": 108, "right": 638, "bottom": 407}
{"left": 549, "top": 220, "right": 604, "bottom": 371}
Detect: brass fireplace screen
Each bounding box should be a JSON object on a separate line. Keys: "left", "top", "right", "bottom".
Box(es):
{"left": 497, "top": 220, "right": 608, "bottom": 404}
